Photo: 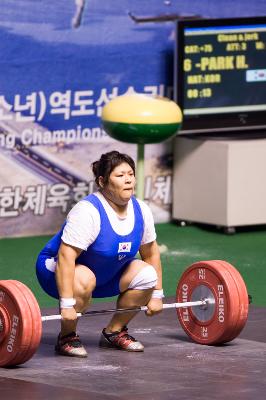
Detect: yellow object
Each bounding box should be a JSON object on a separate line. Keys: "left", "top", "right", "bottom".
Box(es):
{"left": 102, "top": 93, "right": 182, "bottom": 124}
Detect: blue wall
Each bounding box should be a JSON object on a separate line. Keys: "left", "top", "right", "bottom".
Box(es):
{"left": 0, "top": 0, "right": 265, "bottom": 133}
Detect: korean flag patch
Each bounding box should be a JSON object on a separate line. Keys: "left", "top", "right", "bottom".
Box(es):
{"left": 118, "top": 242, "right": 132, "bottom": 253}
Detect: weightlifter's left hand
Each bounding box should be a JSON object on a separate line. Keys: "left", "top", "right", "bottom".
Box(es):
{"left": 145, "top": 297, "right": 163, "bottom": 316}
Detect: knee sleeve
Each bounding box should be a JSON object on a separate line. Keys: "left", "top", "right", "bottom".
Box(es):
{"left": 128, "top": 265, "right": 158, "bottom": 290}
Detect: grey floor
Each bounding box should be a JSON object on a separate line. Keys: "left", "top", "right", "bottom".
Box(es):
{"left": 0, "top": 298, "right": 266, "bottom": 400}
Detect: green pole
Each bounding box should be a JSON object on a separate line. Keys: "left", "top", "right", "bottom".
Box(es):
{"left": 136, "top": 143, "right": 145, "bottom": 200}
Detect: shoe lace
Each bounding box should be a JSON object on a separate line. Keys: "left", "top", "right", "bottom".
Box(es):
{"left": 68, "top": 336, "right": 83, "bottom": 348}
{"left": 60, "top": 333, "right": 83, "bottom": 348}
{"left": 114, "top": 328, "right": 137, "bottom": 345}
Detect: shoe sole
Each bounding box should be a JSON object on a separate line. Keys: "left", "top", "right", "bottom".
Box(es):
{"left": 55, "top": 348, "right": 88, "bottom": 358}
{"left": 99, "top": 339, "right": 144, "bottom": 352}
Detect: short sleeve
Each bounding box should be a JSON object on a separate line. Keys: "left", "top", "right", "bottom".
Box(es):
{"left": 137, "top": 199, "right": 157, "bottom": 245}
{"left": 61, "top": 200, "right": 100, "bottom": 250}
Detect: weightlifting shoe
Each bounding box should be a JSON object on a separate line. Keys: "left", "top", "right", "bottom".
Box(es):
{"left": 55, "top": 332, "right": 88, "bottom": 358}
{"left": 99, "top": 326, "right": 144, "bottom": 352}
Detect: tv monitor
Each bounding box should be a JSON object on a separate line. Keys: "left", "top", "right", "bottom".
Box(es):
{"left": 175, "top": 16, "right": 266, "bottom": 137}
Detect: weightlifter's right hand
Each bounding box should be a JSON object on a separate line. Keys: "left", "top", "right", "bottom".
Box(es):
{"left": 61, "top": 307, "right": 78, "bottom": 322}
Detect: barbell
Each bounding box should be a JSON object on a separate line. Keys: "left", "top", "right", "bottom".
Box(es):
{"left": 0, "top": 259, "right": 249, "bottom": 368}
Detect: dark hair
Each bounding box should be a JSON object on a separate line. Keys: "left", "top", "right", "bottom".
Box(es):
{"left": 92, "top": 151, "right": 135, "bottom": 187}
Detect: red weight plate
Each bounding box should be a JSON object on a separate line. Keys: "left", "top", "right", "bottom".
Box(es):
{"left": 0, "top": 280, "right": 35, "bottom": 367}
{"left": 0, "top": 280, "right": 33, "bottom": 367}
{"left": 176, "top": 260, "right": 241, "bottom": 345}
{"left": 0, "top": 304, "right": 10, "bottom": 346}
{"left": 221, "top": 260, "right": 249, "bottom": 338}
{"left": 200, "top": 260, "right": 241, "bottom": 344}
{"left": 8, "top": 280, "right": 42, "bottom": 366}
{"left": 214, "top": 260, "right": 249, "bottom": 343}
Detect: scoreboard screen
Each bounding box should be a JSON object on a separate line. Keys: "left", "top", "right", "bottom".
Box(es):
{"left": 175, "top": 16, "right": 266, "bottom": 136}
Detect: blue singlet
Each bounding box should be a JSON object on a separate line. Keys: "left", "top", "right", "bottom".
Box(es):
{"left": 36, "top": 194, "right": 144, "bottom": 298}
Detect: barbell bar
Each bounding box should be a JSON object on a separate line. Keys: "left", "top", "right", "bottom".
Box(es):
{"left": 41, "top": 299, "right": 212, "bottom": 321}
{"left": 0, "top": 259, "right": 250, "bottom": 368}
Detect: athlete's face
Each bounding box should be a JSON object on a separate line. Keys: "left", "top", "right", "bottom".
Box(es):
{"left": 100, "top": 162, "right": 136, "bottom": 206}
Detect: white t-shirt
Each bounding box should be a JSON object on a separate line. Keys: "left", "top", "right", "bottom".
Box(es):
{"left": 62, "top": 192, "right": 156, "bottom": 251}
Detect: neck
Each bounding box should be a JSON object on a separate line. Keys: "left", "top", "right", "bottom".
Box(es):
{"left": 100, "top": 190, "right": 128, "bottom": 217}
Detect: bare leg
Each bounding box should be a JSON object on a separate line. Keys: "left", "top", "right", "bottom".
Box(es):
{"left": 60, "top": 265, "right": 96, "bottom": 336}
{"left": 104, "top": 259, "right": 155, "bottom": 333}
{"left": 105, "top": 288, "right": 153, "bottom": 333}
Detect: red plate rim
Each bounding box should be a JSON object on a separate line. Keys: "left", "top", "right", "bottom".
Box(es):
{"left": 0, "top": 280, "right": 33, "bottom": 367}
{"left": 8, "top": 280, "right": 42, "bottom": 366}
{"left": 214, "top": 260, "right": 249, "bottom": 343}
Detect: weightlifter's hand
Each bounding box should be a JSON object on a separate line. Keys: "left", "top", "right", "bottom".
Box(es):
{"left": 145, "top": 298, "right": 163, "bottom": 317}
{"left": 61, "top": 307, "right": 78, "bottom": 322}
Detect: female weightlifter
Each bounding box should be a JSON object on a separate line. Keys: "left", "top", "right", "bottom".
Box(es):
{"left": 36, "top": 150, "right": 163, "bottom": 357}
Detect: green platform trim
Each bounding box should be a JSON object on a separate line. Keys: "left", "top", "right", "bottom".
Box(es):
{"left": 102, "top": 120, "right": 182, "bottom": 144}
